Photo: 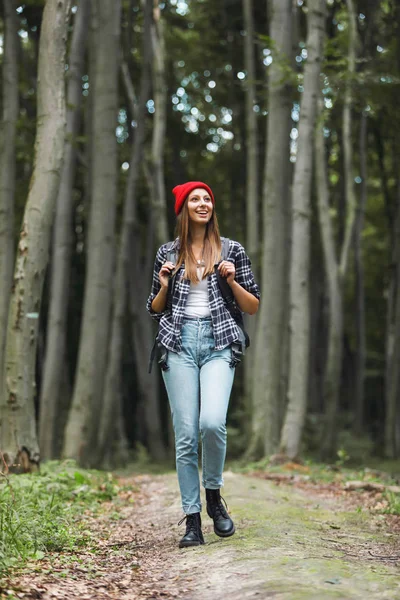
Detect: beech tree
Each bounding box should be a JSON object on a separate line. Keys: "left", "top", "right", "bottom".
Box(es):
{"left": 247, "top": 0, "right": 293, "bottom": 459}
{"left": 385, "top": 181, "right": 400, "bottom": 458}
{"left": 242, "top": 0, "right": 259, "bottom": 267}
{"left": 280, "top": 0, "right": 326, "bottom": 460}
{"left": 129, "top": 0, "right": 167, "bottom": 460}
{"left": 0, "top": 0, "right": 19, "bottom": 388}
{"left": 0, "top": 0, "right": 398, "bottom": 467}
{"left": 319, "top": 0, "right": 357, "bottom": 459}
{"left": 39, "top": 0, "right": 89, "bottom": 461}
{"left": 148, "top": 1, "right": 169, "bottom": 245}
{"left": 97, "top": 0, "right": 154, "bottom": 465}
{"left": 242, "top": 0, "right": 260, "bottom": 412}
{"left": 63, "top": 0, "right": 121, "bottom": 466}
{"left": 0, "top": 0, "right": 71, "bottom": 472}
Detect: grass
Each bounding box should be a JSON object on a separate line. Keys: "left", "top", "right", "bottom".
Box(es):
{"left": 0, "top": 460, "right": 118, "bottom": 574}
{"left": 229, "top": 453, "right": 400, "bottom": 515}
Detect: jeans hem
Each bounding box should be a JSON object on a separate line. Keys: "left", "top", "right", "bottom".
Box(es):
{"left": 183, "top": 503, "right": 202, "bottom": 515}
{"left": 202, "top": 481, "right": 223, "bottom": 490}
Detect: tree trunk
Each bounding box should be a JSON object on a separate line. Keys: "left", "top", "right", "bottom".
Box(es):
{"left": 63, "top": 0, "right": 121, "bottom": 466}
{"left": 97, "top": 0, "right": 153, "bottom": 466}
{"left": 39, "top": 0, "right": 89, "bottom": 461}
{"left": 0, "top": 0, "right": 71, "bottom": 472}
{"left": 385, "top": 180, "right": 400, "bottom": 458}
{"left": 246, "top": 0, "right": 292, "bottom": 460}
{"left": 242, "top": 0, "right": 260, "bottom": 428}
{"left": 320, "top": 0, "right": 357, "bottom": 458}
{"left": 150, "top": 2, "right": 169, "bottom": 246}
{"left": 353, "top": 110, "right": 367, "bottom": 435}
{"left": 0, "top": 0, "right": 19, "bottom": 390}
{"left": 279, "top": 0, "right": 301, "bottom": 427}
{"left": 314, "top": 108, "right": 344, "bottom": 461}
{"left": 130, "top": 254, "right": 166, "bottom": 461}
{"left": 279, "top": 0, "right": 326, "bottom": 459}
{"left": 243, "top": 0, "right": 259, "bottom": 267}
{"left": 143, "top": 0, "right": 170, "bottom": 459}
{"left": 128, "top": 1, "right": 166, "bottom": 462}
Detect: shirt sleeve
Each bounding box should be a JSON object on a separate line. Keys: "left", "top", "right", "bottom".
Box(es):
{"left": 146, "top": 244, "right": 168, "bottom": 321}
{"left": 233, "top": 243, "right": 260, "bottom": 300}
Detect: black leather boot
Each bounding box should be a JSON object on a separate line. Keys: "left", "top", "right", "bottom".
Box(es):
{"left": 206, "top": 488, "right": 235, "bottom": 537}
{"left": 178, "top": 512, "right": 205, "bottom": 548}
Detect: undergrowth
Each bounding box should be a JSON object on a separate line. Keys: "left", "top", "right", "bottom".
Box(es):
{"left": 0, "top": 460, "right": 118, "bottom": 574}
{"left": 231, "top": 454, "right": 400, "bottom": 516}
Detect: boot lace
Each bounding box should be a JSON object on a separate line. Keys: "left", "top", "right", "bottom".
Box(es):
{"left": 209, "top": 493, "right": 229, "bottom": 519}
{"left": 178, "top": 513, "right": 199, "bottom": 534}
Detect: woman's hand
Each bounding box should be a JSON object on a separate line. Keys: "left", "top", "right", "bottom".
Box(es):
{"left": 159, "top": 261, "right": 175, "bottom": 289}
{"left": 218, "top": 260, "right": 235, "bottom": 286}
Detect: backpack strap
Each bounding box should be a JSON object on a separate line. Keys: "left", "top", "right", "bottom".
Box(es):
{"left": 216, "top": 237, "right": 250, "bottom": 352}
{"left": 221, "top": 236, "right": 230, "bottom": 261}
{"left": 166, "top": 240, "right": 178, "bottom": 264}
{"left": 148, "top": 240, "right": 178, "bottom": 374}
{"left": 165, "top": 240, "right": 178, "bottom": 314}
{"left": 217, "top": 238, "right": 235, "bottom": 309}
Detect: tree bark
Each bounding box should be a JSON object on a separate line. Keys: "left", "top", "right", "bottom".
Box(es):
{"left": 242, "top": 0, "right": 260, "bottom": 428}
{"left": 139, "top": 0, "right": 169, "bottom": 459}
{"left": 279, "top": 0, "right": 326, "bottom": 459}
{"left": 39, "top": 0, "right": 89, "bottom": 461}
{"left": 96, "top": 0, "right": 154, "bottom": 465}
{"left": 149, "top": 2, "right": 169, "bottom": 246}
{"left": 353, "top": 110, "right": 367, "bottom": 435}
{"left": 63, "top": 0, "right": 121, "bottom": 466}
{"left": 314, "top": 108, "right": 344, "bottom": 461}
{"left": 243, "top": 0, "right": 259, "bottom": 266}
{"left": 0, "top": 0, "right": 71, "bottom": 472}
{"left": 246, "top": 0, "right": 292, "bottom": 460}
{"left": 320, "top": 0, "right": 357, "bottom": 458}
{"left": 385, "top": 180, "right": 400, "bottom": 458}
{"left": 0, "top": 0, "right": 19, "bottom": 391}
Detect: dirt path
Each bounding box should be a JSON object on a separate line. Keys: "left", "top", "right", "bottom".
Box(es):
{"left": 3, "top": 471, "right": 400, "bottom": 600}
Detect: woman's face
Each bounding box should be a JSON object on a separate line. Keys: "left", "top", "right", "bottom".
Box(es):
{"left": 186, "top": 188, "right": 213, "bottom": 225}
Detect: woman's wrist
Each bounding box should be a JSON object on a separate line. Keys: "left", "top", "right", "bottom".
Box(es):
{"left": 151, "top": 285, "right": 168, "bottom": 313}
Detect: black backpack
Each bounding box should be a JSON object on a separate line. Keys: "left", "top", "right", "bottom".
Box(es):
{"left": 148, "top": 238, "right": 249, "bottom": 373}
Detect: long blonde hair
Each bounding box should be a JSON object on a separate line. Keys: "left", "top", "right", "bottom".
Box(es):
{"left": 174, "top": 200, "right": 222, "bottom": 283}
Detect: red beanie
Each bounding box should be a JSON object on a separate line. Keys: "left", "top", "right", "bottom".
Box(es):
{"left": 172, "top": 181, "right": 214, "bottom": 215}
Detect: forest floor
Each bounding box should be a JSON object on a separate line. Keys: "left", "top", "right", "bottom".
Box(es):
{"left": 1, "top": 467, "right": 400, "bottom": 600}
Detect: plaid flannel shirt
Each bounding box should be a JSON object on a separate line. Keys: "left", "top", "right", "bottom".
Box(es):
{"left": 146, "top": 238, "right": 260, "bottom": 353}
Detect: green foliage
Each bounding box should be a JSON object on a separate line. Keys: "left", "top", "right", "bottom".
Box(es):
{"left": 383, "top": 491, "right": 400, "bottom": 515}
{"left": 0, "top": 461, "right": 118, "bottom": 574}
{"left": 232, "top": 456, "right": 400, "bottom": 515}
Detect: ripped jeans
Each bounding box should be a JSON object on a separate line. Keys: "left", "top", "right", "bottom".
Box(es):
{"left": 162, "top": 317, "right": 235, "bottom": 515}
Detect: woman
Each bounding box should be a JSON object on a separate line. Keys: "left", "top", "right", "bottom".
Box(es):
{"left": 146, "top": 181, "right": 260, "bottom": 548}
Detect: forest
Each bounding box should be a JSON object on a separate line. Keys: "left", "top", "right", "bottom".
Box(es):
{"left": 0, "top": 0, "right": 400, "bottom": 472}
{"left": 2, "top": 1, "right": 400, "bottom": 597}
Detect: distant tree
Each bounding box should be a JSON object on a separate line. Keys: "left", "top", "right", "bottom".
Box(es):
{"left": 280, "top": 0, "right": 326, "bottom": 460}
{"left": 247, "top": 0, "right": 293, "bottom": 459}
{"left": 353, "top": 108, "right": 367, "bottom": 435}
{"left": 97, "top": 0, "right": 155, "bottom": 466}
{"left": 243, "top": 0, "right": 259, "bottom": 267}
{"left": 0, "top": 0, "right": 71, "bottom": 472}
{"left": 0, "top": 0, "right": 19, "bottom": 390}
{"left": 148, "top": 0, "right": 169, "bottom": 245}
{"left": 320, "top": 0, "right": 357, "bottom": 459}
{"left": 242, "top": 0, "right": 260, "bottom": 417}
{"left": 63, "top": 0, "right": 121, "bottom": 466}
{"left": 385, "top": 181, "right": 400, "bottom": 458}
{"left": 39, "top": 0, "right": 89, "bottom": 461}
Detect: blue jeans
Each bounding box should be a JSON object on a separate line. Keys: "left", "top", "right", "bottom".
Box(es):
{"left": 162, "top": 317, "right": 235, "bottom": 514}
